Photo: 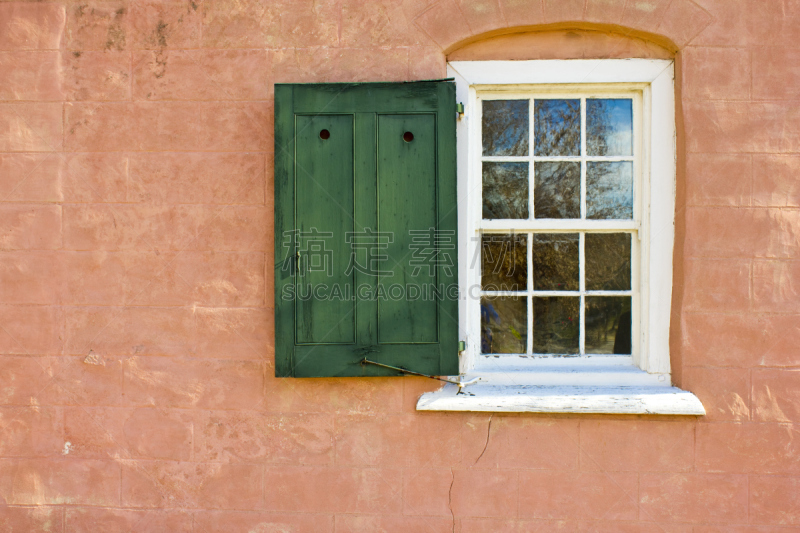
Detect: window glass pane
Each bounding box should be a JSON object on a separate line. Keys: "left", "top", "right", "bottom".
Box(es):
{"left": 585, "top": 233, "right": 631, "bottom": 291}
{"left": 534, "top": 161, "right": 580, "bottom": 219}
{"left": 585, "top": 296, "right": 632, "bottom": 354}
{"left": 483, "top": 162, "right": 529, "bottom": 219}
{"left": 534, "top": 99, "right": 581, "bottom": 156}
{"left": 481, "top": 296, "right": 527, "bottom": 354}
{"left": 482, "top": 100, "right": 529, "bottom": 156}
{"left": 587, "top": 99, "right": 633, "bottom": 156}
{"left": 586, "top": 161, "right": 633, "bottom": 219}
{"left": 482, "top": 234, "right": 527, "bottom": 291}
{"left": 533, "top": 233, "right": 578, "bottom": 291}
{"left": 533, "top": 297, "right": 579, "bottom": 354}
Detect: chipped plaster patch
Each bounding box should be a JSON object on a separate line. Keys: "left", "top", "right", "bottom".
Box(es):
{"left": 84, "top": 350, "right": 105, "bottom": 365}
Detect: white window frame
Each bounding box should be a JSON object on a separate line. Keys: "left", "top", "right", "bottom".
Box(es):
{"left": 417, "top": 59, "right": 705, "bottom": 415}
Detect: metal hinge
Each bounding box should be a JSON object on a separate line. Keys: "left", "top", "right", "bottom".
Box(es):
{"left": 458, "top": 340, "right": 466, "bottom": 353}
{"left": 456, "top": 102, "right": 465, "bottom": 115}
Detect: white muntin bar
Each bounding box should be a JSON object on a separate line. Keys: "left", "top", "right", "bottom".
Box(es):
{"left": 480, "top": 219, "right": 636, "bottom": 232}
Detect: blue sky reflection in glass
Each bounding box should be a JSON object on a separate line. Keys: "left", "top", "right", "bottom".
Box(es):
{"left": 587, "top": 99, "right": 633, "bottom": 156}
{"left": 534, "top": 99, "right": 580, "bottom": 156}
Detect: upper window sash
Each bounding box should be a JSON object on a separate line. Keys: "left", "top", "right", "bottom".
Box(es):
{"left": 475, "top": 90, "right": 643, "bottom": 233}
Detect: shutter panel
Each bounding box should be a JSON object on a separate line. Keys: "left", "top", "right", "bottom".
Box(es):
{"left": 274, "top": 82, "right": 458, "bottom": 378}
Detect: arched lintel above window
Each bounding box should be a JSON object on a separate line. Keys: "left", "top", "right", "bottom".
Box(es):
{"left": 445, "top": 23, "right": 677, "bottom": 60}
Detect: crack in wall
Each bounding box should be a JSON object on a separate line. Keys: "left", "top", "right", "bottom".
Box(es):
{"left": 448, "top": 467, "right": 455, "bottom": 533}
{"left": 474, "top": 414, "right": 494, "bottom": 466}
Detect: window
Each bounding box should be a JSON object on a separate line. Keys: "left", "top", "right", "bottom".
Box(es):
{"left": 272, "top": 64, "right": 704, "bottom": 414}
{"left": 417, "top": 59, "right": 705, "bottom": 414}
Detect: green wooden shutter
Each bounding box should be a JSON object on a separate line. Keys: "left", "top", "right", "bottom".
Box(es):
{"left": 274, "top": 81, "right": 458, "bottom": 378}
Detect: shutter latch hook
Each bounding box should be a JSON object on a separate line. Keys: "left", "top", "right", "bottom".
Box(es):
{"left": 361, "top": 358, "right": 479, "bottom": 393}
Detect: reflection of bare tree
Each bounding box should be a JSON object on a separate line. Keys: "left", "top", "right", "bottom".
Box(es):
{"left": 534, "top": 162, "right": 580, "bottom": 219}
{"left": 534, "top": 99, "right": 580, "bottom": 156}
{"left": 587, "top": 162, "right": 633, "bottom": 219}
{"left": 482, "top": 100, "right": 528, "bottom": 156}
{"left": 482, "top": 162, "right": 529, "bottom": 219}
{"left": 485, "top": 98, "right": 632, "bottom": 158}
{"left": 533, "top": 233, "right": 579, "bottom": 291}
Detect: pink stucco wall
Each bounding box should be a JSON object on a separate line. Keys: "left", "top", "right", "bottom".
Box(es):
{"left": 1, "top": 0, "right": 799, "bottom": 530}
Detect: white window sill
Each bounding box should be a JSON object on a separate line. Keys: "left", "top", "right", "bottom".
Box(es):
{"left": 416, "top": 357, "right": 705, "bottom": 415}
